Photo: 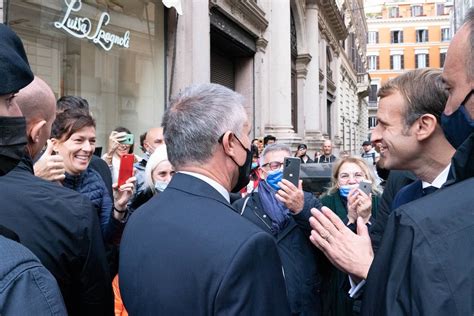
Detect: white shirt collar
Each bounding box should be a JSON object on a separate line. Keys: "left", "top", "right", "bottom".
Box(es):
{"left": 178, "top": 171, "right": 230, "bottom": 203}
{"left": 421, "top": 163, "right": 451, "bottom": 189}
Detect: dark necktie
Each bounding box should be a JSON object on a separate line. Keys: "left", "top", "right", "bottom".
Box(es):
{"left": 422, "top": 186, "right": 438, "bottom": 196}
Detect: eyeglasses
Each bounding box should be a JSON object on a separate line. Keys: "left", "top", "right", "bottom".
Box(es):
{"left": 338, "top": 172, "right": 366, "bottom": 181}
{"left": 261, "top": 161, "right": 284, "bottom": 171}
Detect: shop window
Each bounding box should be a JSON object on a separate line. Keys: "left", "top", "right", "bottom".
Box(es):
{"left": 7, "top": 0, "right": 166, "bottom": 151}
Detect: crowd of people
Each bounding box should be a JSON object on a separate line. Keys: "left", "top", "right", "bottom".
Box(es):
{"left": 0, "top": 7, "right": 472, "bottom": 316}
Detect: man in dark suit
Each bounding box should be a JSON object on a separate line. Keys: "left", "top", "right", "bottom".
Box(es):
{"left": 309, "top": 9, "right": 474, "bottom": 314}
{"left": 119, "top": 83, "right": 290, "bottom": 315}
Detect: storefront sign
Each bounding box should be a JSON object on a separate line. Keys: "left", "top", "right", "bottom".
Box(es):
{"left": 54, "top": 0, "right": 130, "bottom": 51}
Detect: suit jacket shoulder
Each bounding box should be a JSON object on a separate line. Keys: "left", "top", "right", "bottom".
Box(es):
{"left": 120, "top": 173, "right": 290, "bottom": 315}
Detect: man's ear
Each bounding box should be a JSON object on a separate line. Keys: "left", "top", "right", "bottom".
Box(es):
{"left": 415, "top": 114, "right": 437, "bottom": 141}
{"left": 28, "top": 120, "right": 47, "bottom": 144}
{"left": 221, "top": 131, "right": 237, "bottom": 157}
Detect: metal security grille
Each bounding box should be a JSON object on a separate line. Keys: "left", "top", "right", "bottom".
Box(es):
{"left": 211, "top": 50, "right": 235, "bottom": 90}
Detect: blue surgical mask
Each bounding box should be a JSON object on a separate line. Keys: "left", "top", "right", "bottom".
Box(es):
{"left": 251, "top": 162, "right": 258, "bottom": 170}
{"left": 441, "top": 90, "right": 474, "bottom": 149}
{"left": 154, "top": 180, "right": 168, "bottom": 192}
{"left": 266, "top": 169, "right": 283, "bottom": 191}
{"left": 338, "top": 184, "right": 358, "bottom": 198}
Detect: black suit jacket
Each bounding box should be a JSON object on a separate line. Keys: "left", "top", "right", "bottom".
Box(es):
{"left": 119, "top": 173, "right": 290, "bottom": 315}
{"left": 0, "top": 157, "right": 113, "bottom": 315}
{"left": 362, "top": 134, "right": 474, "bottom": 315}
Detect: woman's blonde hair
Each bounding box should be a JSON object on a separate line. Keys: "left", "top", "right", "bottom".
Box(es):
{"left": 323, "top": 156, "right": 381, "bottom": 196}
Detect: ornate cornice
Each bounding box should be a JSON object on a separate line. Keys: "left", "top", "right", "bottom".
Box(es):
{"left": 318, "top": 11, "right": 341, "bottom": 56}
{"left": 318, "top": 0, "right": 348, "bottom": 40}
{"left": 210, "top": 0, "right": 268, "bottom": 36}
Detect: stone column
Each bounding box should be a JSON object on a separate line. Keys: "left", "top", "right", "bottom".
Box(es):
{"left": 171, "top": 1, "right": 210, "bottom": 96}
{"left": 264, "top": 0, "right": 294, "bottom": 139}
{"left": 303, "top": 3, "right": 323, "bottom": 143}
{"left": 254, "top": 37, "right": 269, "bottom": 138}
{"left": 295, "top": 54, "right": 311, "bottom": 138}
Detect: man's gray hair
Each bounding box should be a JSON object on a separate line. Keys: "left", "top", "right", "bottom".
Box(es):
{"left": 162, "top": 83, "right": 247, "bottom": 169}
{"left": 464, "top": 7, "right": 474, "bottom": 80}
{"left": 259, "top": 143, "right": 292, "bottom": 165}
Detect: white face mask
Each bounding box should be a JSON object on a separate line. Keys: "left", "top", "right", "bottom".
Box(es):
{"left": 154, "top": 180, "right": 169, "bottom": 192}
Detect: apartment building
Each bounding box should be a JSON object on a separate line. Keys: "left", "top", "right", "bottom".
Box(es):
{"left": 365, "top": 0, "right": 451, "bottom": 130}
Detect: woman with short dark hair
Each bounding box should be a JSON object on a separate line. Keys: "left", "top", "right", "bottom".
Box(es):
{"left": 51, "top": 109, "right": 135, "bottom": 244}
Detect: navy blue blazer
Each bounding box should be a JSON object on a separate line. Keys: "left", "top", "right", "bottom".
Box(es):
{"left": 119, "top": 173, "right": 291, "bottom": 315}
{"left": 391, "top": 179, "right": 423, "bottom": 211}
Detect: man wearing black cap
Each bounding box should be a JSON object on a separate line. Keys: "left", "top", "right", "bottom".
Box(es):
{"left": 0, "top": 23, "right": 67, "bottom": 315}
{"left": 0, "top": 23, "right": 34, "bottom": 175}
{"left": 295, "top": 143, "right": 314, "bottom": 163}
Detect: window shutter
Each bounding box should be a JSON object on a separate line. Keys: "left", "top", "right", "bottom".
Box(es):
{"left": 426, "top": 54, "right": 429, "bottom": 67}
{"left": 390, "top": 56, "right": 393, "bottom": 69}
{"left": 400, "top": 31, "right": 403, "bottom": 43}
{"left": 415, "top": 54, "right": 418, "bottom": 68}
{"left": 376, "top": 32, "right": 379, "bottom": 43}
{"left": 425, "top": 30, "right": 429, "bottom": 41}
{"left": 391, "top": 31, "right": 394, "bottom": 43}
{"left": 401, "top": 55, "right": 404, "bottom": 69}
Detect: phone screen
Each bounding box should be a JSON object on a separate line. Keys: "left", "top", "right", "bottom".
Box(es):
{"left": 118, "top": 154, "right": 134, "bottom": 187}
{"left": 283, "top": 157, "right": 300, "bottom": 187}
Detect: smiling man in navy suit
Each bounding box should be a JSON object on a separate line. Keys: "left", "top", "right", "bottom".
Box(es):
{"left": 119, "top": 83, "right": 290, "bottom": 315}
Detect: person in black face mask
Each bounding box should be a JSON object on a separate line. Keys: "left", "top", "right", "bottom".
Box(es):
{"left": 0, "top": 24, "right": 34, "bottom": 176}
{"left": 119, "top": 83, "right": 290, "bottom": 316}
{"left": 0, "top": 24, "right": 69, "bottom": 314}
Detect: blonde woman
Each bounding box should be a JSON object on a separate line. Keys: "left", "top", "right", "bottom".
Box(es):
{"left": 145, "top": 144, "right": 175, "bottom": 194}
{"left": 319, "top": 156, "right": 381, "bottom": 316}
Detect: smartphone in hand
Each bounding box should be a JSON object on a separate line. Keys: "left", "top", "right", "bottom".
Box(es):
{"left": 120, "top": 133, "right": 134, "bottom": 145}
{"left": 118, "top": 154, "right": 134, "bottom": 187}
{"left": 358, "top": 180, "right": 372, "bottom": 195}
{"left": 283, "top": 157, "right": 301, "bottom": 187}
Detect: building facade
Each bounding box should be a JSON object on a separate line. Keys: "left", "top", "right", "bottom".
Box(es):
{"left": 451, "top": 0, "right": 474, "bottom": 32}
{"left": 366, "top": 0, "right": 451, "bottom": 131}
{"left": 3, "top": 0, "right": 370, "bottom": 156}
